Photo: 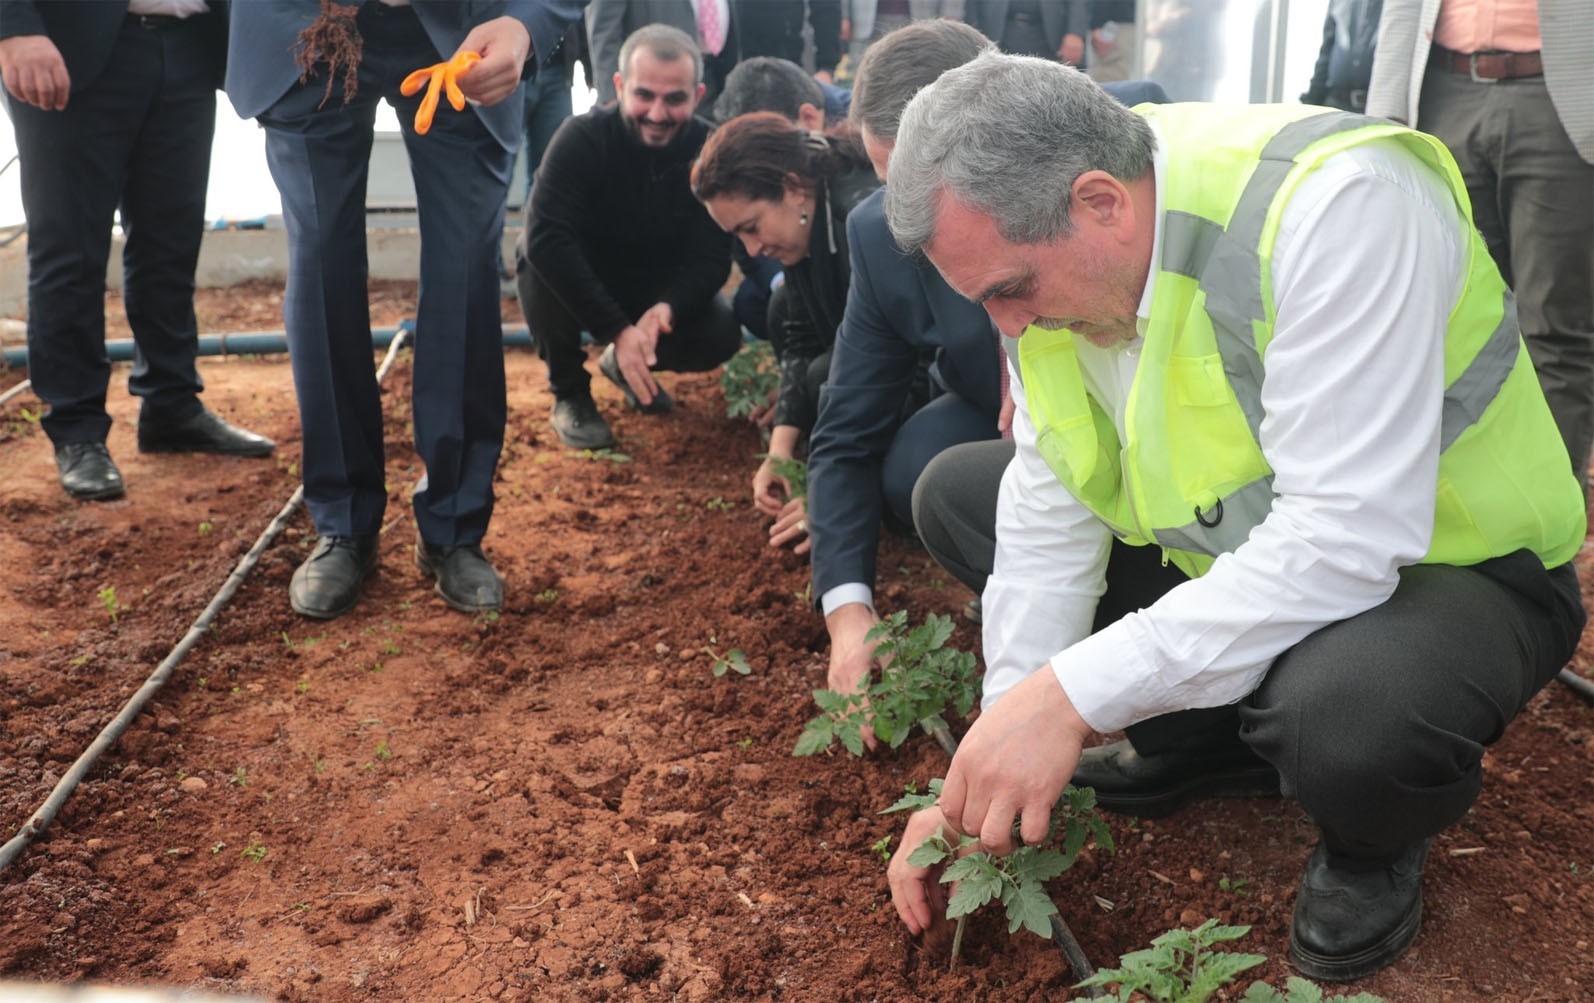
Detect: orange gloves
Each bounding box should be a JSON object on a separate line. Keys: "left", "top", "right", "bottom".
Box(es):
{"left": 399, "top": 51, "right": 482, "bottom": 135}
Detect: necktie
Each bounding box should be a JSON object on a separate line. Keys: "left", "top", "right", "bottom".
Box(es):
{"left": 699, "top": 0, "right": 724, "bottom": 56}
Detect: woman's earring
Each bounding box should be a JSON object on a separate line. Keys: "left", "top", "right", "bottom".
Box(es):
{"left": 799, "top": 209, "right": 810, "bottom": 227}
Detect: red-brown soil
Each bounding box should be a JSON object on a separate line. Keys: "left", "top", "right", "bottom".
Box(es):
{"left": 1, "top": 282, "right": 1592, "bottom": 1002}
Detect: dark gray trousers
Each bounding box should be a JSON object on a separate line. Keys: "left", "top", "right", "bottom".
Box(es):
{"left": 912, "top": 438, "right": 1584, "bottom": 856}
{"left": 1419, "top": 70, "right": 1594, "bottom": 488}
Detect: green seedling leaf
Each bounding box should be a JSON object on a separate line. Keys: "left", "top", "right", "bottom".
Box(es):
{"left": 720, "top": 341, "right": 779, "bottom": 420}
{"left": 795, "top": 611, "right": 979, "bottom": 758}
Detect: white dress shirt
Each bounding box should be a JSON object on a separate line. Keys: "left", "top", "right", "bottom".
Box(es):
{"left": 980, "top": 121, "right": 1470, "bottom": 734}
{"left": 128, "top": 0, "right": 210, "bottom": 15}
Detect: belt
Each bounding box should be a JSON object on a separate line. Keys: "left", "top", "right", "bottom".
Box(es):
{"left": 1429, "top": 45, "right": 1543, "bottom": 82}
{"left": 127, "top": 12, "right": 183, "bottom": 28}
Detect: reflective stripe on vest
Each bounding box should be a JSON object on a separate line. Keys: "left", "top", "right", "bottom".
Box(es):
{"left": 1151, "top": 113, "right": 1524, "bottom": 559}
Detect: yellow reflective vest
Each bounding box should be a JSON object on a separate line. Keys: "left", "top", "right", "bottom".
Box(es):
{"left": 1018, "top": 103, "right": 1585, "bottom": 579}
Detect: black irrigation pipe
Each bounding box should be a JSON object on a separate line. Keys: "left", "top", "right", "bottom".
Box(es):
{"left": 0, "top": 330, "right": 412, "bottom": 874}
{"left": 927, "top": 724, "right": 1104, "bottom": 996}
{"left": 1558, "top": 667, "right": 1594, "bottom": 705}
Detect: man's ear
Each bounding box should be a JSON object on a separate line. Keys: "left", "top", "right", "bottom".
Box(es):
{"left": 695, "top": 81, "right": 707, "bottom": 105}
{"left": 796, "top": 102, "right": 824, "bottom": 131}
{"left": 1071, "top": 170, "right": 1130, "bottom": 228}
{"left": 612, "top": 71, "right": 625, "bottom": 100}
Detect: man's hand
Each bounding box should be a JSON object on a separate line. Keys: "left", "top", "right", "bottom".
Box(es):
{"left": 751, "top": 455, "right": 789, "bottom": 515}
{"left": 938, "top": 664, "right": 1093, "bottom": 854}
{"left": 1059, "top": 32, "right": 1085, "bottom": 66}
{"left": 768, "top": 496, "right": 810, "bottom": 554}
{"left": 0, "top": 35, "right": 70, "bottom": 110}
{"left": 455, "top": 16, "right": 532, "bottom": 107}
{"left": 887, "top": 805, "right": 952, "bottom": 935}
{"left": 814, "top": 69, "right": 834, "bottom": 86}
{"left": 612, "top": 324, "right": 664, "bottom": 406}
{"left": 997, "top": 392, "right": 1016, "bottom": 437}
{"left": 1090, "top": 27, "right": 1117, "bottom": 59}
{"left": 826, "top": 602, "right": 881, "bottom": 750}
{"left": 635, "top": 301, "right": 674, "bottom": 341}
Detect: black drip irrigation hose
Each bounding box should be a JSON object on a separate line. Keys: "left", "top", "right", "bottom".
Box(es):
{"left": 0, "top": 330, "right": 411, "bottom": 874}
{"left": 1559, "top": 667, "right": 1594, "bottom": 704}
{"left": 928, "top": 724, "right": 1104, "bottom": 996}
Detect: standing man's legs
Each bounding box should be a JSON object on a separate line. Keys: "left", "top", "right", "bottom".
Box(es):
{"left": 1420, "top": 71, "right": 1594, "bottom": 488}
{"left": 10, "top": 52, "right": 137, "bottom": 499}
{"left": 401, "top": 54, "right": 514, "bottom": 611}
{"left": 259, "top": 9, "right": 395, "bottom": 618}
{"left": 119, "top": 17, "right": 273, "bottom": 462}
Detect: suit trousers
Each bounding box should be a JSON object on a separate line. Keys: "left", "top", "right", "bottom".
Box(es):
{"left": 1418, "top": 69, "right": 1594, "bottom": 488}
{"left": 11, "top": 15, "right": 214, "bottom": 445}
{"left": 912, "top": 438, "right": 1584, "bottom": 855}
{"left": 257, "top": 2, "right": 511, "bottom": 546}
{"left": 516, "top": 265, "right": 742, "bottom": 401}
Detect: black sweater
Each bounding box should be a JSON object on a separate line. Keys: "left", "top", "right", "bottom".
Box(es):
{"left": 522, "top": 105, "right": 731, "bottom": 343}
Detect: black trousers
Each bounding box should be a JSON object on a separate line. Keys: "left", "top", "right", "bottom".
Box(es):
{"left": 11, "top": 15, "right": 215, "bottom": 445}
{"left": 516, "top": 264, "right": 741, "bottom": 401}
{"left": 913, "top": 439, "right": 1585, "bottom": 855}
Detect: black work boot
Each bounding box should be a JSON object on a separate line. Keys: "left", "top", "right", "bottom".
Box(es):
{"left": 1290, "top": 837, "right": 1431, "bottom": 981}
{"left": 1070, "top": 738, "right": 1281, "bottom": 817}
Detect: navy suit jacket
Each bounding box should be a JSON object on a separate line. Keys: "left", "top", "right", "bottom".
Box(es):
{"left": 225, "top": 0, "right": 585, "bottom": 150}
{"left": 0, "top": 0, "right": 227, "bottom": 91}
{"left": 806, "top": 77, "right": 1168, "bottom": 602}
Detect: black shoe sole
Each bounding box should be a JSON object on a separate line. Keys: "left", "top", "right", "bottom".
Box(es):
{"left": 137, "top": 439, "right": 275, "bottom": 458}
{"left": 1290, "top": 892, "right": 1423, "bottom": 982}
{"left": 62, "top": 481, "right": 125, "bottom": 501}
{"left": 1091, "top": 764, "right": 1282, "bottom": 818}
{"left": 414, "top": 551, "right": 502, "bottom": 614}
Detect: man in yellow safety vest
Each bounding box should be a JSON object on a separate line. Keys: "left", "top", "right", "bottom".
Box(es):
{"left": 884, "top": 52, "right": 1585, "bottom": 981}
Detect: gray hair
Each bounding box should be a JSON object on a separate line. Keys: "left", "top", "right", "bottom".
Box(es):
{"left": 850, "top": 18, "right": 994, "bottom": 143}
{"left": 618, "top": 23, "right": 703, "bottom": 87}
{"left": 885, "top": 53, "right": 1156, "bottom": 254}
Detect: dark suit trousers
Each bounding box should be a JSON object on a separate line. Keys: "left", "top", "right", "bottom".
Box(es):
{"left": 11, "top": 15, "right": 214, "bottom": 445}
{"left": 517, "top": 265, "right": 741, "bottom": 401}
{"left": 913, "top": 439, "right": 1583, "bottom": 857}
{"left": 1419, "top": 70, "right": 1594, "bottom": 487}
{"left": 257, "top": 3, "right": 510, "bottom": 545}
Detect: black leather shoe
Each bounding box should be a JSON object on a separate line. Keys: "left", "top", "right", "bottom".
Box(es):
{"left": 415, "top": 537, "right": 503, "bottom": 612}
{"left": 55, "top": 442, "right": 125, "bottom": 501}
{"left": 289, "top": 535, "right": 379, "bottom": 619}
{"left": 1291, "top": 838, "right": 1430, "bottom": 981}
{"left": 599, "top": 343, "right": 673, "bottom": 414}
{"left": 138, "top": 407, "right": 274, "bottom": 457}
{"left": 550, "top": 395, "right": 616, "bottom": 450}
{"left": 1071, "top": 738, "right": 1281, "bottom": 818}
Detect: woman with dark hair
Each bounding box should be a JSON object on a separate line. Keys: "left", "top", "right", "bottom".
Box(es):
{"left": 692, "top": 111, "right": 881, "bottom": 526}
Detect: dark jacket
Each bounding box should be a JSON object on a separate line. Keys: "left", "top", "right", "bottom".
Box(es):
{"left": 522, "top": 105, "right": 732, "bottom": 343}
{"left": 804, "top": 77, "right": 1167, "bottom": 600}
{"left": 0, "top": 0, "right": 227, "bottom": 90}
{"left": 225, "top": 0, "right": 583, "bottom": 151}
{"left": 1302, "top": 0, "right": 1382, "bottom": 113}
{"left": 772, "top": 163, "right": 882, "bottom": 430}
{"left": 738, "top": 0, "right": 842, "bottom": 74}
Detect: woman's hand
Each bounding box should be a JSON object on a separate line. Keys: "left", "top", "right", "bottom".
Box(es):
{"left": 752, "top": 455, "right": 789, "bottom": 515}
{"left": 768, "top": 496, "right": 810, "bottom": 554}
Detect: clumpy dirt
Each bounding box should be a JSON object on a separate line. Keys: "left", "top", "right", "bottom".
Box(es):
{"left": 0, "top": 282, "right": 1592, "bottom": 1002}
